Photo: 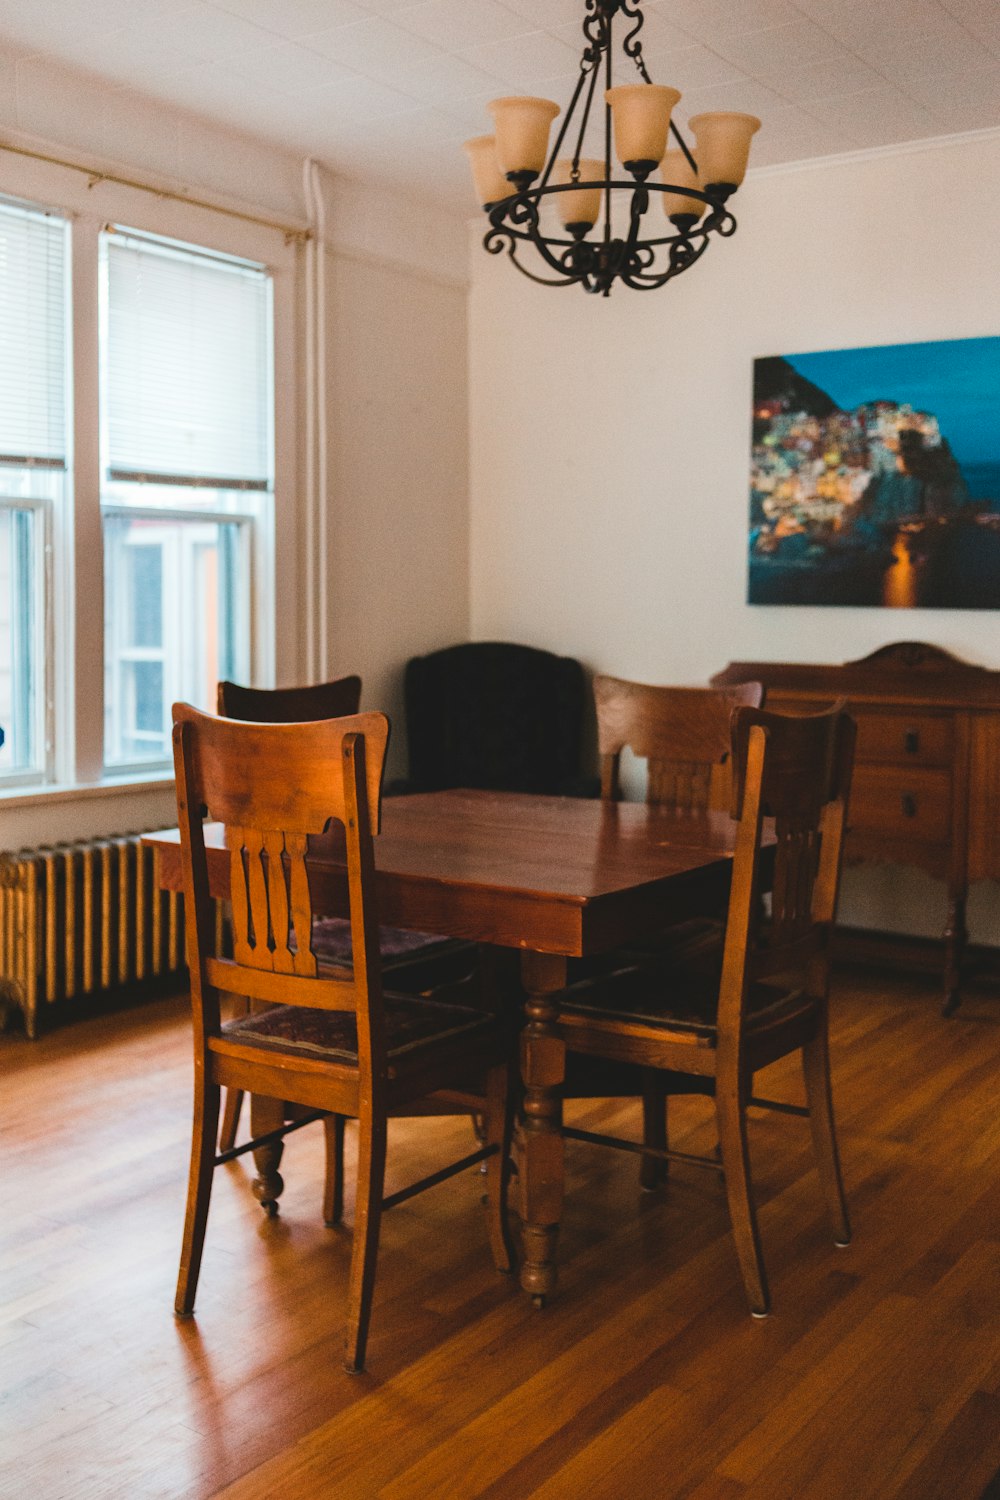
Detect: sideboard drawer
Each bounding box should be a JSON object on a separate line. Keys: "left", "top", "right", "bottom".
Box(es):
{"left": 849, "top": 766, "right": 951, "bottom": 844}
{"left": 853, "top": 711, "right": 953, "bottom": 767}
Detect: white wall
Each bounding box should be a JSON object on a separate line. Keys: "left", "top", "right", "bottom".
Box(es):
{"left": 468, "top": 128, "right": 1000, "bottom": 942}
{"left": 325, "top": 250, "right": 469, "bottom": 777}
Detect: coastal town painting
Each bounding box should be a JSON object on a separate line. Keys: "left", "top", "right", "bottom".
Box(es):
{"left": 748, "top": 335, "right": 1000, "bottom": 607}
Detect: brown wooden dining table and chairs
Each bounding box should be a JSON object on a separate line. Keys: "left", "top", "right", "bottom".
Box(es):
{"left": 149, "top": 777, "right": 758, "bottom": 1310}
{"left": 556, "top": 701, "right": 857, "bottom": 1317}
{"left": 170, "top": 704, "right": 514, "bottom": 1373}
{"left": 214, "top": 674, "right": 476, "bottom": 1155}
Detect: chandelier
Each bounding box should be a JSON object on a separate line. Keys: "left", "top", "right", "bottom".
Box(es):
{"left": 463, "top": 0, "right": 760, "bottom": 297}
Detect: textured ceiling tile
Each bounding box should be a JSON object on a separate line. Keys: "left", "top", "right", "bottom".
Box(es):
{"left": 676, "top": 77, "right": 789, "bottom": 121}
{"left": 766, "top": 53, "right": 885, "bottom": 105}
{"left": 208, "top": 0, "right": 369, "bottom": 35}
{"left": 459, "top": 29, "right": 581, "bottom": 87}
{"left": 502, "top": 0, "right": 588, "bottom": 25}
{"left": 227, "top": 38, "right": 361, "bottom": 92}
{"left": 904, "top": 61, "right": 1000, "bottom": 124}
{"left": 301, "top": 15, "right": 442, "bottom": 74}
{"left": 648, "top": 0, "right": 804, "bottom": 43}
{"left": 643, "top": 43, "right": 744, "bottom": 91}
{"left": 387, "top": 50, "right": 505, "bottom": 105}
{"left": 391, "top": 0, "right": 528, "bottom": 51}
{"left": 807, "top": 82, "right": 941, "bottom": 142}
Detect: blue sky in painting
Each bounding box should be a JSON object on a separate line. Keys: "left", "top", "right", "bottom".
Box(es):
{"left": 786, "top": 337, "right": 1000, "bottom": 466}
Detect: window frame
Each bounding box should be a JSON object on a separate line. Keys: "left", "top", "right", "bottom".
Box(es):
{"left": 0, "top": 152, "right": 300, "bottom": 817}
{"left": 0, "top": 195, "right": 71, "bottom": 790}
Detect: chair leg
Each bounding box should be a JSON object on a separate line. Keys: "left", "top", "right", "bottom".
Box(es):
{"left": 323, "top": 1114, "right": 347, "bottom": 1227}
{"left": 175, "top": 1078, "right": 221, "bottom": 1318}
{"left": 802, "top": 1029, "right": 851, "bottom": 1247}
{"left": 640, "top": 1072, "right": 669, "bottom": 1191}
{"left": 484, "top": 1064, "right": 516, "bottom": 1274}
{"left": 219, "top": 996, "right": 251, "bottom": 1152}
{"left": 218, "top": 1088, "right": 243, "bottom": 1152}
{"left": 344, "top": 1111, "right": 387, "bottom": 1375}
{"left": 715, "top": 1088, "right": 769, "bottom": 1318}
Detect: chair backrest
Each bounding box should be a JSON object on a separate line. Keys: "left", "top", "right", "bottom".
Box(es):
{"left": 717, "top": 702, "right": 856, "bottom": 1049}
{"left": 593, "top": 676, "right": 764, "bottom": 810}
{"left": 404, "top": 641, "right": 589, "bottom": 796}
{"left": 218, "top": 675, "right": 362, "bottom": 723}
{"left": 172, "top": 703, "right": 390, "bottom": 1075}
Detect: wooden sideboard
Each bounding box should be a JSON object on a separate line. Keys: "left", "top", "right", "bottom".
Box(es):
{"left": 712, "top": 642, "right": 1000, "bottom": 1014}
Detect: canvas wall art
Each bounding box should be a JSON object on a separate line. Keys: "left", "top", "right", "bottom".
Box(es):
{"left": 748, "top": 335, "right": 1000, "bottom": 607}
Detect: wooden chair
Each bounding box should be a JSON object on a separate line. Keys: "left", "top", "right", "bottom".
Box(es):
{"left": 172, "top": 704, "right": 514, "bottom": 1373}
{"left": 216, "top": 676, "right": 474, "bottom": 1152}
{"left": 594, "top": 676, "right": 764, "bottom": 810}
{"left": 595, "top": 675, "right": 763, "bottom": 955}
{"left": 591, "top": 676, "right": 764, "bottom": 1185}
{"left": 556, "top": 702, "right": 856, "bottom": 1317}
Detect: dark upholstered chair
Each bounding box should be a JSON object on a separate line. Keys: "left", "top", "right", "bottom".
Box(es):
{"left": 397, "top": 642, "right": 598, "bottom": 798}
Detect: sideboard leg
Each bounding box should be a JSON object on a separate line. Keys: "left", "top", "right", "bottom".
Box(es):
{"left": 517, "top": 951, "right": 567, "bottom": 1304}
{"left": 942, "top": 896, "right": 968, "bottom": 1017}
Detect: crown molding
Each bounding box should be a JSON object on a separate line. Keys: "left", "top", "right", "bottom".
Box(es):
{"left": 750, "top": 125, "right": 1000, "bottom": 181}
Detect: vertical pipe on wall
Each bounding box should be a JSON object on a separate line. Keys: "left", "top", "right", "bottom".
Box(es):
{"left": 302, "top": 160, "right": 318, "bottom": 682}
{"left": 302, "top": 158, "right": 330, "bottom": 683}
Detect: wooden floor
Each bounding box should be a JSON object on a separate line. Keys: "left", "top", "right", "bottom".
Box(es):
{"left": 5, "top": 969, "right": 1000, "bottom": 1499}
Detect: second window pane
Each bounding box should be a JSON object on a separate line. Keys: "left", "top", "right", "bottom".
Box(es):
{"left": 103, "top": 513, "right": 250, "bottom": 768}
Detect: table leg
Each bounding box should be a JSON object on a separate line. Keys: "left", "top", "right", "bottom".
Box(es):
{"left": 250, "top": 1093, "right": 285, "bottom": 1215}
{"left": 517, "top": 951, "right": 567, "bottom": 1306}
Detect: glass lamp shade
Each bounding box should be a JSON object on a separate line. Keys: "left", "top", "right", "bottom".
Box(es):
{"left": 488, "top": 96, "right": 560, "bottom": 179}
{"left": 605, "top": 84, "right": 681, "bottom": 169}
{"left": 463, "top": 135, "right": 510, "bottom": 207}
{"left": 660, "top": 150, "right": 706, "bottom": 222}
{"left": 686, "top": 112, "right": 760, "bottom": 190}
{"left": 552, "top": 159, "right": 604, "bottom": 232}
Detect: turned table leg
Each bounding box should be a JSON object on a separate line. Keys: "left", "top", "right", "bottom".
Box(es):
{"left": 517, "top": 951, "right": 567, "bottom": 1306}
{"left": 250, "top": 1093, "right": 285, "bottom": 1214}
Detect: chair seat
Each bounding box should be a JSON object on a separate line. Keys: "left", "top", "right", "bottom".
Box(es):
{"left": 223, "top": 993, "right": 496, "bottom": 1064}
{"left": 312, "top": 917, "right": 455, "bottom": 967}
{"left": 620, "top": 915, "right": 724, "bottom": 964}
{"left": 559, "top": 957, "right": 799, "bottom": 1040}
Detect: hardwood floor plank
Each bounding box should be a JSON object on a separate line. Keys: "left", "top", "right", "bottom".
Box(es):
{"left": 5, "top": 974, "right": 1000, "bottom": 1498}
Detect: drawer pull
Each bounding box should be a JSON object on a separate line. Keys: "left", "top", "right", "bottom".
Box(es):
{"left": 904, "top": 730, "right": 920, "bottom": 754}
{"left": 901, "top": 793, "right": 918, "bottom": 818}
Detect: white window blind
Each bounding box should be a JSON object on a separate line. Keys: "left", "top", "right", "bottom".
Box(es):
{"left": 0, "top": 200, "right": 67, "bottom": 468}
{"left": 104, "top": 229, "right": 271, "bottom": 490}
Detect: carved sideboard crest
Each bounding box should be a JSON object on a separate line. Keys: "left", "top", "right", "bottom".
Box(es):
{"left": 848, "top": 642, "right": 983, "bottom": 674}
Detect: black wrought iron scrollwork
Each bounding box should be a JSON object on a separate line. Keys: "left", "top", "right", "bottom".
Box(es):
{"left": 478, "top": 0, "right": 743, "bottom": 296}
{"left": 620, "top": 0, "right": 651, "bottom": 82}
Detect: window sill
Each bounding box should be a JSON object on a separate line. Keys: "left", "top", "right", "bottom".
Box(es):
{"left": 0, "top": 770, "right": 174, "bottom": 811}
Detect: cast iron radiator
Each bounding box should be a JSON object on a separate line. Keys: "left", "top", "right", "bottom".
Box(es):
{"left": 0, "top": 835, "right": 218, "bottom": 1038}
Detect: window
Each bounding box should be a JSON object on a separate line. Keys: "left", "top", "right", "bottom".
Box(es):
{"left": 0, "top": 201, "right": 69, "bottom": 783}
{"left": 99, "top": 228, "right": 272, "bottom": 770}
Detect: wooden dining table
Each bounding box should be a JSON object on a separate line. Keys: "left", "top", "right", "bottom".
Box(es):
{"left": 147, "top": 787, "right": 757, "bottom": 1304}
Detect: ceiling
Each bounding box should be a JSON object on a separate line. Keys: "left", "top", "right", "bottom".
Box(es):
{"left": 2, "top": 0, "right": 999, "bottom": 209}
